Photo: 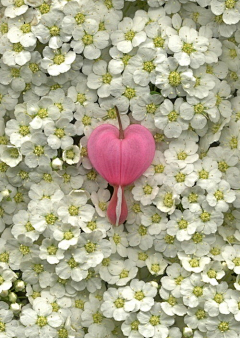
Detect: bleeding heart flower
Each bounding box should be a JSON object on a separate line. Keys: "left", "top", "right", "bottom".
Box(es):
{"left": 87, "top": 107, "right": 155, "bottom": 225}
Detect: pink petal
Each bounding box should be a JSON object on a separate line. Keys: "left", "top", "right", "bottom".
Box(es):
{"left": 107, "top": 186, "right": 128, "bottom": 226}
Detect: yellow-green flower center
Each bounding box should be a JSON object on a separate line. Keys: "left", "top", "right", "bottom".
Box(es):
{"left": 93, "top": 312, "right": 103, "bottom": 323}
{"left": 102, "top": 73, "right": 112, "bottom": 84}
{"left": 10, "top": 148, "right": 20, "bottom": 158}
{"left": 229, "top": 48, "right": 237, "bottom": 58}
{"left": 21, "top": 23, "right": 31, "bottom": 33}
{"left": 154, "top": 164, "right": 164, "bottom": 173}
{"left": 175, "top": 276, "right": 184, "bottom": 285}
{"left": 168, "top": 295, "right": 177, "bottom": 306}
{"left": 131, "top": 320, "right": 139, "bottom": 331}
{"left": 214, "top": 293, "right": 223, "bottom": 303}
{"left": 0, "top": 321, "right": 5, "bottom": 332}
{"left": 168, "top": 110, "right": 178, "bottom": 122}
{"left": 82, "top": 34, "right": 93, "bottom": 45}
{"left": 151, "top": 263, "right": 160, "bottom": 273}
{"left": 182, "top": 43, "right": 195, "bottom": 55}
{"left": 168, "top": 71, "right": 181, "bottom": 87}
{"left": 120, "top": 269, "right": 129, "bottom": 278}
{"left": 229, "top": 136, "right": 238, "bottom": 149}
{"left": 85, "top": 241, "right": 96, "bottom": 253}
{"left": 192, "top": 232, "right": 203, "bottom": 243}
{"left": 210, "top": 247, "right": 221, "bottom": 256}
{"left": 47, "top": 245, "right": 58, "bottom": 255}
{"left": 77, "top": 93, "right": 86, "bottom": 105}
{"left": 58, "top": 328, "right": 68, "bottom": 338}
{"left": 143, "top": 184, "right": 153, "bottom": 194}
{"left": 19, "top": 244, "right": 30, "bottom": 255}
{"left": 13, "top": 42, "right": 24, "bottom": 53}
{"left": 68, "top": 205, "right": 79, "bottom": 216}
{"left": 132, "top": 203, "right": 141, "bottom": 213}
{"left": 189, "top": 258, "right": 200, "bottom": 267}
{"left": 68, "top": 257, "right": 78, "bottom": 268}
{"left": 11, "top": 68, "right": 20, "bottom": 78}
{"left": 53, "top": 54, "right": 65, "bottom": 65}
{"left": 233, "top": 257, "right": 240, "bottom": 266}
{"left": 54, "top": 128, "right": 65, "bottom": 138}
{"left": 218, "top": 321, "right": 229, "bottom": 332}
{"left": 114, "top": 298, "right": 125, "bottom": 308}
{"left": 33, "top": 264, "right": 44, "bottom": 274}
{"left": 149, "top": 315, "right": 160, "bottom": 326}
{"left": 82, "top": 115, "right": 91, "bottom": 126}
{"left": 177, "top": 151, "right": 187, "bottom": 160}
{"left": 218, "top": 161, "right": 229, "bottom": 173}
{"left": 164, "top": 234, "right": 175, "bottom": 244}
{"left": 152, "top": 213, "right": 161, "bottom": 223}
{"left": 75, "top": 12, "right": 85, "bottom": 24}
{"left": 214, "top": 190, "right": 224, "bottom": 200}
{"left": 143, "top": 61, "right": 155, "bottom": 73}
{"left": 178, "top": 219, "right": 188, "bottom": 229}
{"left": 124, "top": 87, "right": 136, "bottom": 99}
{"left": 146, "top": 103, "right": 157, "bottom": 114}
{"left": 153, "top": 36, "right": 165, "bottom": 48}
{"left": 75, "top": 299, "right": 85, "bottom": 309}
{"left": 193, "top": 286, "right": 203, "bottom": 297}
{"left": 196, "top": 309, "right": 206, "bottom": 320}
{"left": 19, "top": 125, "right": 30, "bottom": 136}
{"left": 113, "top": 233, "right": 121, "bottom": 244}
{"left": 135, "top": 291, "right": 145, "bottom": 300}
{"left": 138, "top": 225, "right": 147, "bottom": 236}
{"left": 200, "top": 211, "right": 210, "bottom": 222}
{"left": 138, "top": 252, "right": 148, "bottom": 261}
{"left": 36, "top": 316, "right": 47, "bottom": 327}
{"left": 87, "top": 170, "right": 97, "bottom": 181}
{"left": 64, "top": 231, "right": 74, "bottom": 240}
{"left": 0, "top": 23, "right": 8, "bottom": 34}
{"left": 175, "top": 172, "right": 186, "bottom": 182}
{"left": 87, "top": 221, "right": 97, "bottom": 231}
{"left": 194, "top": 103, "right": 205, "bottom": 114}
{"left": 163, "top": 192, "right": 174, "bottom": 208}
{"left": 125, "top": 30, "right": 135, "bottom": 41}
{"left": 0, "top": 252, "right": 9, "bottom": 263}
{"left": 188, "top": 192, "right": 198, "bottom": 203}
{"left": 225, "top": 0, "right": 235, "bottom": 9}
{"left": 199, "top": 169, "right": 209, "bottom": 179}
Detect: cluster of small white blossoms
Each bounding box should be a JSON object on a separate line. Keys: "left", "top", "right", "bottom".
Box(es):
{"left": 1, "top": 0, "right": 240, "bottom": 337}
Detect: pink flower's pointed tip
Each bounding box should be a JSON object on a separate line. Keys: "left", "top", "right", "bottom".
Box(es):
{"left": 107, "top": 186, "right": 128, "bottom": 226}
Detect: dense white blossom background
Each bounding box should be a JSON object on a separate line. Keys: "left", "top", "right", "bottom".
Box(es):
{"left": 1, "top": 0, "right": 240, "bottom": 337}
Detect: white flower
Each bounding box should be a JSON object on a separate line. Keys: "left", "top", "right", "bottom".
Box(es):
{"left": 210, "top": 0, "right": 240, "bottom": 24}
{"left": 111, "top": 16, "right": 147, "bottom": 53}
{"left": 2, "top": 41, "right": 32, "bottom": 67}
{"left": 178, "top": 252, "right": 211, "bottom": 273}
{"left": 55, "top": 251, "right": 88, "bottom": 282}
{"left": 180, "top": 273, "right": 208, "bottom": 308}
{"left": 107, "top": 225, "right": 129, "bottom": 258}
{"left": 39, "top": 238, "right": 64, "bottom": 265}
{"left": 167, "top": 209, "right": 198, "bottom": 242}
{"left": 160, "top": 288, "right": 187, "bottom": 317}
{"left": 181, "top": 186, "right": 205, "bottom": 213}
{"left": 41, "top": 44, "right": 76, "bottom": 76}
{"left": 154, "top": 98, "right": 189, "bottom": 138}
{"left": 204, "top": 282, "right": 232, "bottom": 316}
{"left": 7, "top": 19, "right": 37, "bottom": 48}
{"left": 137, "top": 303, "right": 174, "bottom": 338}
{"left": 164, "top": 139, "right": 199, "bottom": 169}
{"left": 180, "top": 93, "right": 218, "bottom": 130}
{"left": 72, "top": 230, "right": 112, "bottom": 270}
{"left": 121, "top": 279, "right": 157, "bottom": 312}
{"left": 44, "top": 118, "right": 75, "bottom": 150}
{"left": 126, "top": 222, "right": 154, "bottom": 251}
{"left": 220, "top": 40, "right": 240, "bottom": 72}
{"left": 67, "top": 73, "right": 97, "bottom": 107}
{"left": 222, "top": 245, "right": 240, "bottom": 274}
{"left": 206, "top": 180, "right": 236, "bottom": 212}
{"left": 87, "top": 60, "right": 122, "bottom": 98}
{"left": 62, "top": 145, "right": 81, "bottom": 165}
{"left": 194, "top": 157, "right": 222, "bottom": 190}
{"left": 126, "top": 47, "right": 166, "bottom": 87}
{"left": 168, "top": 26, "right": 209, "bottom": 68}
{"left": 71, "top": 19, "right": 109, "bottom": 59}
{"left": 0, "top": 146, "right": 22, "bottom": 167}
{"left": 140, "top": 206, "right": 168, "bottom": 235}
{"left": 132, "top": 177, "right": 159, "bottom": 206}
{"left": 155, "top": 57, "right": 196, "bottom": 98}
{"left": 101, "top": 287, "right": 130, "bottom": 321}
{"left": 20, "top": 298, "right": 63, "bottom": 336}
{"left": 57, "top": 190, "right": 95, "bottom": 227}
{"left": 145, "top": 253, "right": 168, "bottom": 276}
{"left": 121, "top": 313, "right": 143, "bottom": 338}
{"left": 161, "top": 263, "right": 191, "bottom": 298}
{"left": 107, "top": 259, "right": 138, "bottom": 286}
{"left": 53, "top": 223, "right": 80, "bottom": 250}
{"left": 205, "top": 314, "right": 239, "bottom": 338}
{"left": 0, "top": 265, "right": 17, "bottom": 293}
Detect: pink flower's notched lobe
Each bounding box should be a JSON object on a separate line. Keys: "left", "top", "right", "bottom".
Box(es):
{"left": 87, "top": 108, "right": 155, "bottom": 225}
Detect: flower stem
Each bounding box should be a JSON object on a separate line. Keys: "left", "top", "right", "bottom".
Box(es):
{"left": 115, "top": 106, "right": 124, "bottom": 139}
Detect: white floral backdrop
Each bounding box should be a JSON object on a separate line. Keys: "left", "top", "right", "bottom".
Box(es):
{"left": 0, "top": 0, "right": 240, "bottom": 337}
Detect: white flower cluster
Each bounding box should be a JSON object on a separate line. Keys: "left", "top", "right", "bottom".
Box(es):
{"left": 0, "top": 0, "right": 240, "bottom": 337}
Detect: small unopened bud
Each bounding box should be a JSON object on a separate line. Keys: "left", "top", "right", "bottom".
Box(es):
{"left": 0, "top": 290, "right": 8, "bottom": 297}
{"left": 9, "top": 292, "right": 17, "bottom": 303}
{"left": 183, "top": 327, "right": 193, "bottom": 337}
{"left": 10, "top": 303, "right": 21, "bottom": 313}
{"left": 1, "top": 189, "right": 10, "bottom": 198}
{"left": 14, "top": 280, "right": 25, "bottom": 292}
{"left": 150, "top": 281, "right": 158, "bottom": 288}
{"left": 52, "top": 158, "right": 63, "bottom": 170}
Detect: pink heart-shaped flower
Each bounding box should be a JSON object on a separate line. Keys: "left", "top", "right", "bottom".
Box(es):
{"left": 87, "top": 108, "right": 155, "bottom": 225}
